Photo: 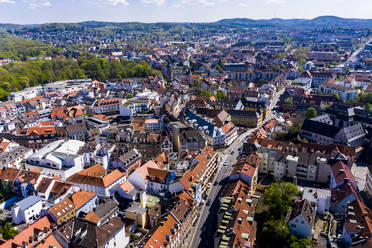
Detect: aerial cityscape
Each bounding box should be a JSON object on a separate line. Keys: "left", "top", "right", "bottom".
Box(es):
{"left": 0, "top": 1, "right": 372, "bottom": 248}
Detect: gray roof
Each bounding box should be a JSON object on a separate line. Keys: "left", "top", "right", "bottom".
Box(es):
{"left": 16, "top": 195, "right": 41, "bottom": 210}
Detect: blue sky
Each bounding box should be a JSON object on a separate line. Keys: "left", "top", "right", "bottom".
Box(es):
{"left": 0, "top": 0, "right": 371, "bottom": 24}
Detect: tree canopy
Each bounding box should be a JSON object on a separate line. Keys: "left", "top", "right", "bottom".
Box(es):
{"left": 305, "top": 107, "right": 317, "bottom": 119}
{"left": 0, "top": 58, "right": 161, "bottom": 101}
{"left": 0, "top": 33, "right": 63, "bottom": 61}
{"left": 264, "top": 182, "right": 299, "bottom": 219}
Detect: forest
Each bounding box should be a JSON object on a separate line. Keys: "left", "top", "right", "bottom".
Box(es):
{"left": 0, "top": 58, "right": 161, "bottom": 100}
{"left": 0, "top": 33, "right": 63, "bottom": 61}
{"left": 0, "top": 33, "right": 161, "bottom": 100}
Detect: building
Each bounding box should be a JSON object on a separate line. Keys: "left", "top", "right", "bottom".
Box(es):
{"left": 26, "top": 139, "right": 86, "bottom": 180}
{"left": 288, "top": 199, "right": 316, "bottom": 238}
{"left": 168, "top": 121, "right": 206, "bottom": 153}
{"left": 71, "top": 190, "right": 97, "bottom": 215}
{"left": 112, "top": 148, "right": 142, "bottom": 175}
{"left": 128, "top": 160, "right": 160, "bottom": 190}
{"left": 11, "top": 195, "right": 43, "bottom": 224}
{"left": 0, "top": 139, "right": 32, "bottom": 169}
{"left": 141, "top": 192, "right": 196, "bottom": 248}
{"left": 365, "top": 166, "right": 372, "bottom": 199}
{"left": 215, "top": 179, "right": 257, "bottom": 248}
{"left": 301, "top": 119, "right": 366, "bottom": 148}
{"left": 301, "top": 187, "right": 331, "bottom": 214}
{"left": 185, "top": 110, "right": 225, "bottom": 147}
{"left": 342, "top": 198, "right": 372, "bottom": 248}
{"left": 57, "top": 216, "right": 129, "bottom": 248}
{"left": 227, "top": 109, "right": 263, "bottom": 128}
{"left": 47, "top": 198, "right": 76, "bottom": 225}
{"left": 319, "top": 80, "right": 358, "bottom": 101}
{"left": 0, "top": 216, "right": 56, "bottom": 248}
{"left": 93, "top": 98, "right": 123, "bottom": 114}
{"left": 67, "top": 164, "right": 126, "bottom": 197}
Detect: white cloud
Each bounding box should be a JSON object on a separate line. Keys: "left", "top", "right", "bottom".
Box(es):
{"left": 24, "top": 0, "right": 51, "bottom": 9}
{"left": 265, "top": 0, "right": 287, "bottom": 4}
{"left": 141, "top": 0, "right": 165, "bottom": 6}
{"left": 175, "top": 0, "right": 229, "bottom": 7}
{"left": 0, "top": 0, "right": 15, "bottom": 3}
{"left": 96, "top": 0, "right": 130, "bottom": 6}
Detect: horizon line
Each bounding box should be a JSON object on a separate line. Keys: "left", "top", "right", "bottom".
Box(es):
{"left": 1, "top": 15, "right": 372, "bottom": 26}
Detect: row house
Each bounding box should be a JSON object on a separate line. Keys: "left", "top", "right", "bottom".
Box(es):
{"left": 177, "top": 146, "right": 218, "bottom": 203}
{"left": 215, "top": 179, "right": 257, "bottom": 248}
{"left": 93, "top": 98, "right": 123, "bottom": 114}
{"left": 142, "top": 192, "right": 196, "bottom": 248}
{"left": 273, "top": 152, "right": 330, "bottom": 183}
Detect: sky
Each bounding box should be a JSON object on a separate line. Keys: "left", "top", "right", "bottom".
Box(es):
{"left": 0, "top": 0, "right": 372, "bottom": 24}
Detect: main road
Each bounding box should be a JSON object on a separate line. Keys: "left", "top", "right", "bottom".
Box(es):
{"left": 188, "top": 87, "right": 285, "bottom": 248}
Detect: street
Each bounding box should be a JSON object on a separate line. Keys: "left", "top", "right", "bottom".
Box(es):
{"left": 188, "top": 87, "right": 285, "bottom": 248}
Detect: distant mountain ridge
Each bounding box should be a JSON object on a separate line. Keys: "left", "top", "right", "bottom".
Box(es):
{"left": 1, "top": 16, "right": 372, "bottom": 33}
{"left": 217, "top": 16, "right": 372, "bottom": 28}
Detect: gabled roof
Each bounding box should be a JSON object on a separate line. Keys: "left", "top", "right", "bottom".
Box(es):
{"left": 49, "top": 198, "right": 75, "bottom": 219}
{"left": 0, "top": 216, "right": 53, "bottom": 248}
{"left": 331, "top": 161, "right": 358, "bottom": 190}
{"left": 67, "top": 164, "right": 125, "bottom": 188}
{"left": 0, "top": 167, "right": 20, "bottom": 182}
{"left": 301, "top": 119, "right": 340, "bottom": 138}
{"left": 71, "top": 190, "right": 96, "bottom": 210}
{"left": 147, "top": 168, "right": 169, "bottom": 182}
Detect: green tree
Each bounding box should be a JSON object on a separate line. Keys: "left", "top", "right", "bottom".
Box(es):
{"left": 366, "top": 103, "right": 372, "bottom": 112}
{"left": 332, "top": 92, "right": 341, "bottom": 100}
{"left": 0, "top": 222, "right": 18, "bottom": 240}
{"left": 264, "top": 182, "right": 298, "bottom": 219}
{"left": 216, "top": 90, "right": 226, "bottom": 100}
{"left": 289, "top": 235, "right": 310, "bottom": 248}
{"left": 305, "top": 107, "right": 317, "bottom": 119}
{"left": 126, "top": 93, "right": 134, "bottom": 99}
{"left": 284, "top": 97, "right": 293, "bottom": 104}
{"left": 216, "top": 64, "right": 223, "bottom": 73}
{"left": 0, "top": 88, "right": 9, "bottom": 101}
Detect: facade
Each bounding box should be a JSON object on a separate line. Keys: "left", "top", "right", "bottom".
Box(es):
{"left": 169, "top": 122, "right": 206, "bottom": 153}
{"left": 93, "top": 98, "right": 123, "bottom": 114}
{"left": 67, "top": 164, "right": 126, "bottom": 197}
{"left": 11, "top": 195, "right": 43, "bottom": 224}
{"left": 288, "top": 199, "right": 316, "bottom": 238}
{"left": 319, "top": 80, "right": 358, "bottom": 101}
{"left": 185, "top": 110, "right": 225, "bottom": 147}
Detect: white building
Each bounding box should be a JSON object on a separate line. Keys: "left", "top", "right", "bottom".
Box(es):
{"left": 11, "top": 195, "right": 43, "bottom": 224}
{"left": 302, "top": 187, "right": 331, "bottom": 214}
{"left": 0, "top": 139, "right": 33, "bottom": 169}
{"left": 26, "top": 140, "right": 86, "bottom": 180}
{"left": 8, "top": 86, "right": 43, "bottom": 102}
{"left": 319, "top": 80, "right": 358, "bottom": 101}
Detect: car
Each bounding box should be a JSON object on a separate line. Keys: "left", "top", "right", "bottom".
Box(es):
{"left": 223, "top": 163, "right": 228, "bottom": 166}
{"left": 213, "top": 181, "right": 218, "bottom": 186}
{"left": 206, "top": 200, "right": 211, "bottom": 206}
{"left": 230, "top": 151, "right": 234, "bottom": 155}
